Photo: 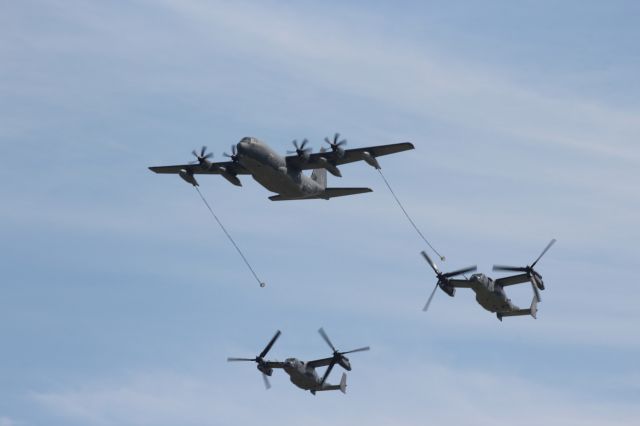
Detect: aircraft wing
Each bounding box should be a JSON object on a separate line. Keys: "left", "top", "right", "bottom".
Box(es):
{"left": 148, "top": 161, "right": 250, "bottom": 175}
{"left": 286, "top": 142, "right": 415, "bottom": 170}
{"left": 495, "top": 273, "right": 530, "bottom": 287}
{"left": 264, "top": 361, "right": 286, "bottom": 369}
{"left": 306, "top": 357, "right": 334, "bottom": 368}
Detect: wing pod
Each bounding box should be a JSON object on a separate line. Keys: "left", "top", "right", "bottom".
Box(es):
{"left": 361, "top": 151, "right": 381, "bottom": 169}
{"left": 217, "top": 166, "right": 242, "bottom": 186}
{"left": 178, "top": 169, "right": 199, "bottom": 186}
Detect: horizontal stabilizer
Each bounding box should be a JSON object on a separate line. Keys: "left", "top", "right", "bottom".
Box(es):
{"left": 497, "top": 298, "right": 538, "bottom": 321}
{"left": 269, "top": 187, "right": 372, "bottom": 201}
{"left": 315, "top": 372, "right": 347, "bottom": 394}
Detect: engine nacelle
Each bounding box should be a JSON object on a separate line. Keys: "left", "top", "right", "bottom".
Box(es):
{"left": 338, "top": 357, "right": 352, "bottom": 371}
{"left": 257, "top": 364, "right": 273, "bottom": 376}
{"left": 178, "top": 169, "right": 199, "bottom": 186}
{"left": 361, "top": 151, "right": 381, "bottom": 169}
{"left": 439, "top": 282, "right": 456, "bottom": 297}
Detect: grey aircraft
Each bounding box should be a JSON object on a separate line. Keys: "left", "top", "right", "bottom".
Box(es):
{"left": 421, "top": 239, "right": 556, "bottom": 321}
{"left": 227, "top": 328, "right": 370, "bottom": 394}
{"left": 149, "top": 133, "right": 414, "bottom": 200}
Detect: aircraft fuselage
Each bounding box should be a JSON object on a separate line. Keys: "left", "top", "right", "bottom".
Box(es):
{"left": 236, "top": 137, "right": 324, "bottom": 197}
{"left": 282, "top": 358, "right": 338, "bottom": 393}
{"left": 467, "top": 273, "right": 521, "bottom": 313}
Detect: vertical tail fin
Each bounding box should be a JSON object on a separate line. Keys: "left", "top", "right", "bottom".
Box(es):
{"left": 339, "top": 372, "right": 347, "bottom": 394}
{"left": 530, "top": 295, "right": 538, "bottom": 319}
{"left": 311, "top": 167, "right": 327, "bottom": 190}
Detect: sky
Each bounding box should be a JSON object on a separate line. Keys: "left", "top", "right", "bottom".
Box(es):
{"left": 1, "top": 0, "right": 639, "bottom": 425}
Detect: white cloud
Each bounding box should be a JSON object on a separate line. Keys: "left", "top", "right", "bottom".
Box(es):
{"left": 31, "top": 363, "right": 639, "bottom": 426}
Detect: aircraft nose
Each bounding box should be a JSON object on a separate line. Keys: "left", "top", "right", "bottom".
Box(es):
{"left": 236, "top": 141, "right": 248, "bottom": 153}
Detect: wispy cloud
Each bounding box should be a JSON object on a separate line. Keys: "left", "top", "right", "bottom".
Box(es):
{"left": 31, "top": 362, "right": 640, "bottom": 426}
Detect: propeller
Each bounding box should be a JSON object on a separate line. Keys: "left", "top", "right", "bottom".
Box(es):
{"left": 493, "top": 239, "right": 556, "bottom": 291}
{"left": 223, "top": 144, "right": 240, "bottom": 163}
{"left": 287, "top": 139, "right": 313, "bottom": 161}
{"left": 317, "top": 327, "right": 369, "bottom": 386}
{"left": 421, "top": 251, "right": 477, "bottom": 312}
{"left": 190, "top": 146, "right": 214, "bottom": 169}
{"left": 324, "top": 133, "right": 347, "bottom": 157}
{"left": 227, "top": 330, "right": 281, "bottom": 390}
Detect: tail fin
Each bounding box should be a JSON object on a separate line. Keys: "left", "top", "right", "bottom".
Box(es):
{"left": 339, "top": 372, "right": 347, "bottom": 394}
{"left": 311, "top": 167, "right": 327, "bottom": 190}
{"left": 529, "top": 295, "right": 538, "bottom": 319}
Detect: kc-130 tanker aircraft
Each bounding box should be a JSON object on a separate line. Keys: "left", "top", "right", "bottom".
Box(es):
{"left": 149, "top": 133, "right": 414, "bottom": 200}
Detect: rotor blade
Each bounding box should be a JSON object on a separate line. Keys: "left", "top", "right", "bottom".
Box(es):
{"left": 318, "top": 328, "right": 337, "bottom": 352}
{"left": 192, "top": 149, "right": 198, "bottom": 157}
{"left": 493, "top": 265, "right": 527, "bottom": 273}
{"left": 420, "top": 251, "right": 440, "bottom": 275}
{"left": 340, "top": 346, "right": 370, "bottom": 355}
{"left": 531, "top": 238, "right": 557, "bottom": 268}
{"left": 333, "top": 133, "right": 340, "bottom": 143}
{"left": 443, "top": 265, "right": 477, "bottom": 278}
{"left": 227, "top": 357, "right": 256, "bottom": 362}
{"left": 300, "top": 139, "right": 308, "bottom": 149}
{"left": 262, "top": 373, "right": 271, "bottom": 390}
{"left": 259, "top": 330, "right": 281, "bottom": 359}
{"left": 319, "top": 361, "right": 336, "bottom": 386}
{"left": 200, "top": 146, "right": 207, "bottom": 156}
{"left": 203, "top": 152, "right": 213, "bottom": 160}
{"left": 423, "top": 283, "right": 439, "bottom": 312}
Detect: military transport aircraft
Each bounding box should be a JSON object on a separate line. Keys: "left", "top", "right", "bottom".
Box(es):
{"left": 149, "top": 133, "right": 414, "bottom": 200}
{"left": 421, "top": 239, "right": 556, "bottom": 321}
{"left": 227, "top": 328, "right": 370, "bottom": 394}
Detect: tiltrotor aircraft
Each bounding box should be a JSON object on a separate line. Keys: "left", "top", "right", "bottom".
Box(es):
{"left": 421, "top": 239, "right": 556, "bottom": 321}
{"left": 149, "top": 133, "right": 414, "bottom": 200}
{"left": 227, "top": 328, "right": 370, "bottom": 394}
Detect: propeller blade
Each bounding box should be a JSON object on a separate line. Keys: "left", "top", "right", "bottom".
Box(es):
{"left": 200, "top": 146, "right": 207, "bottom": 157}
{"left": 340, "top": 346, "right": 370, "bottom": 355}
{"left": 319, "top": 361, "right": 336, "bottom": 386}
{"left": 421, "top": 251, "right": 440, "bottom": 275}
{"left": 203, "top": 152, "right": 213, "bottom": 160}
{"left": 423, "top": 282, "right": 439, "bottom": 312}
{"left": 531, "top": 238, "right": 556, "bottom": 268}
{"left": 262, "top": 372, "right": 271, "bottom": 390}
{"left": 318, "top": 328, "right": 337, "bottom": 353}
{"left": 493, "top": 265, "right": 527, "bottom": 273}
{"left": 227, "top": 357, "right": 256, "bottom": 362}
{"left": 259, "top": 330, "right": 281, "bottom": 359}
{"left": 300, "top": 139, "right": 308, "bottom": 149}
{"left": 192, "top": 149, "right": 198, "bottom": 157}
{"left": 443, "top": 265, "right": 477, "bottom": 278}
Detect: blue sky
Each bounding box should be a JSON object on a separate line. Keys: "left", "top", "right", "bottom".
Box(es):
{"left": 1, "top": 1, "right": 639, "bottom": 425}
